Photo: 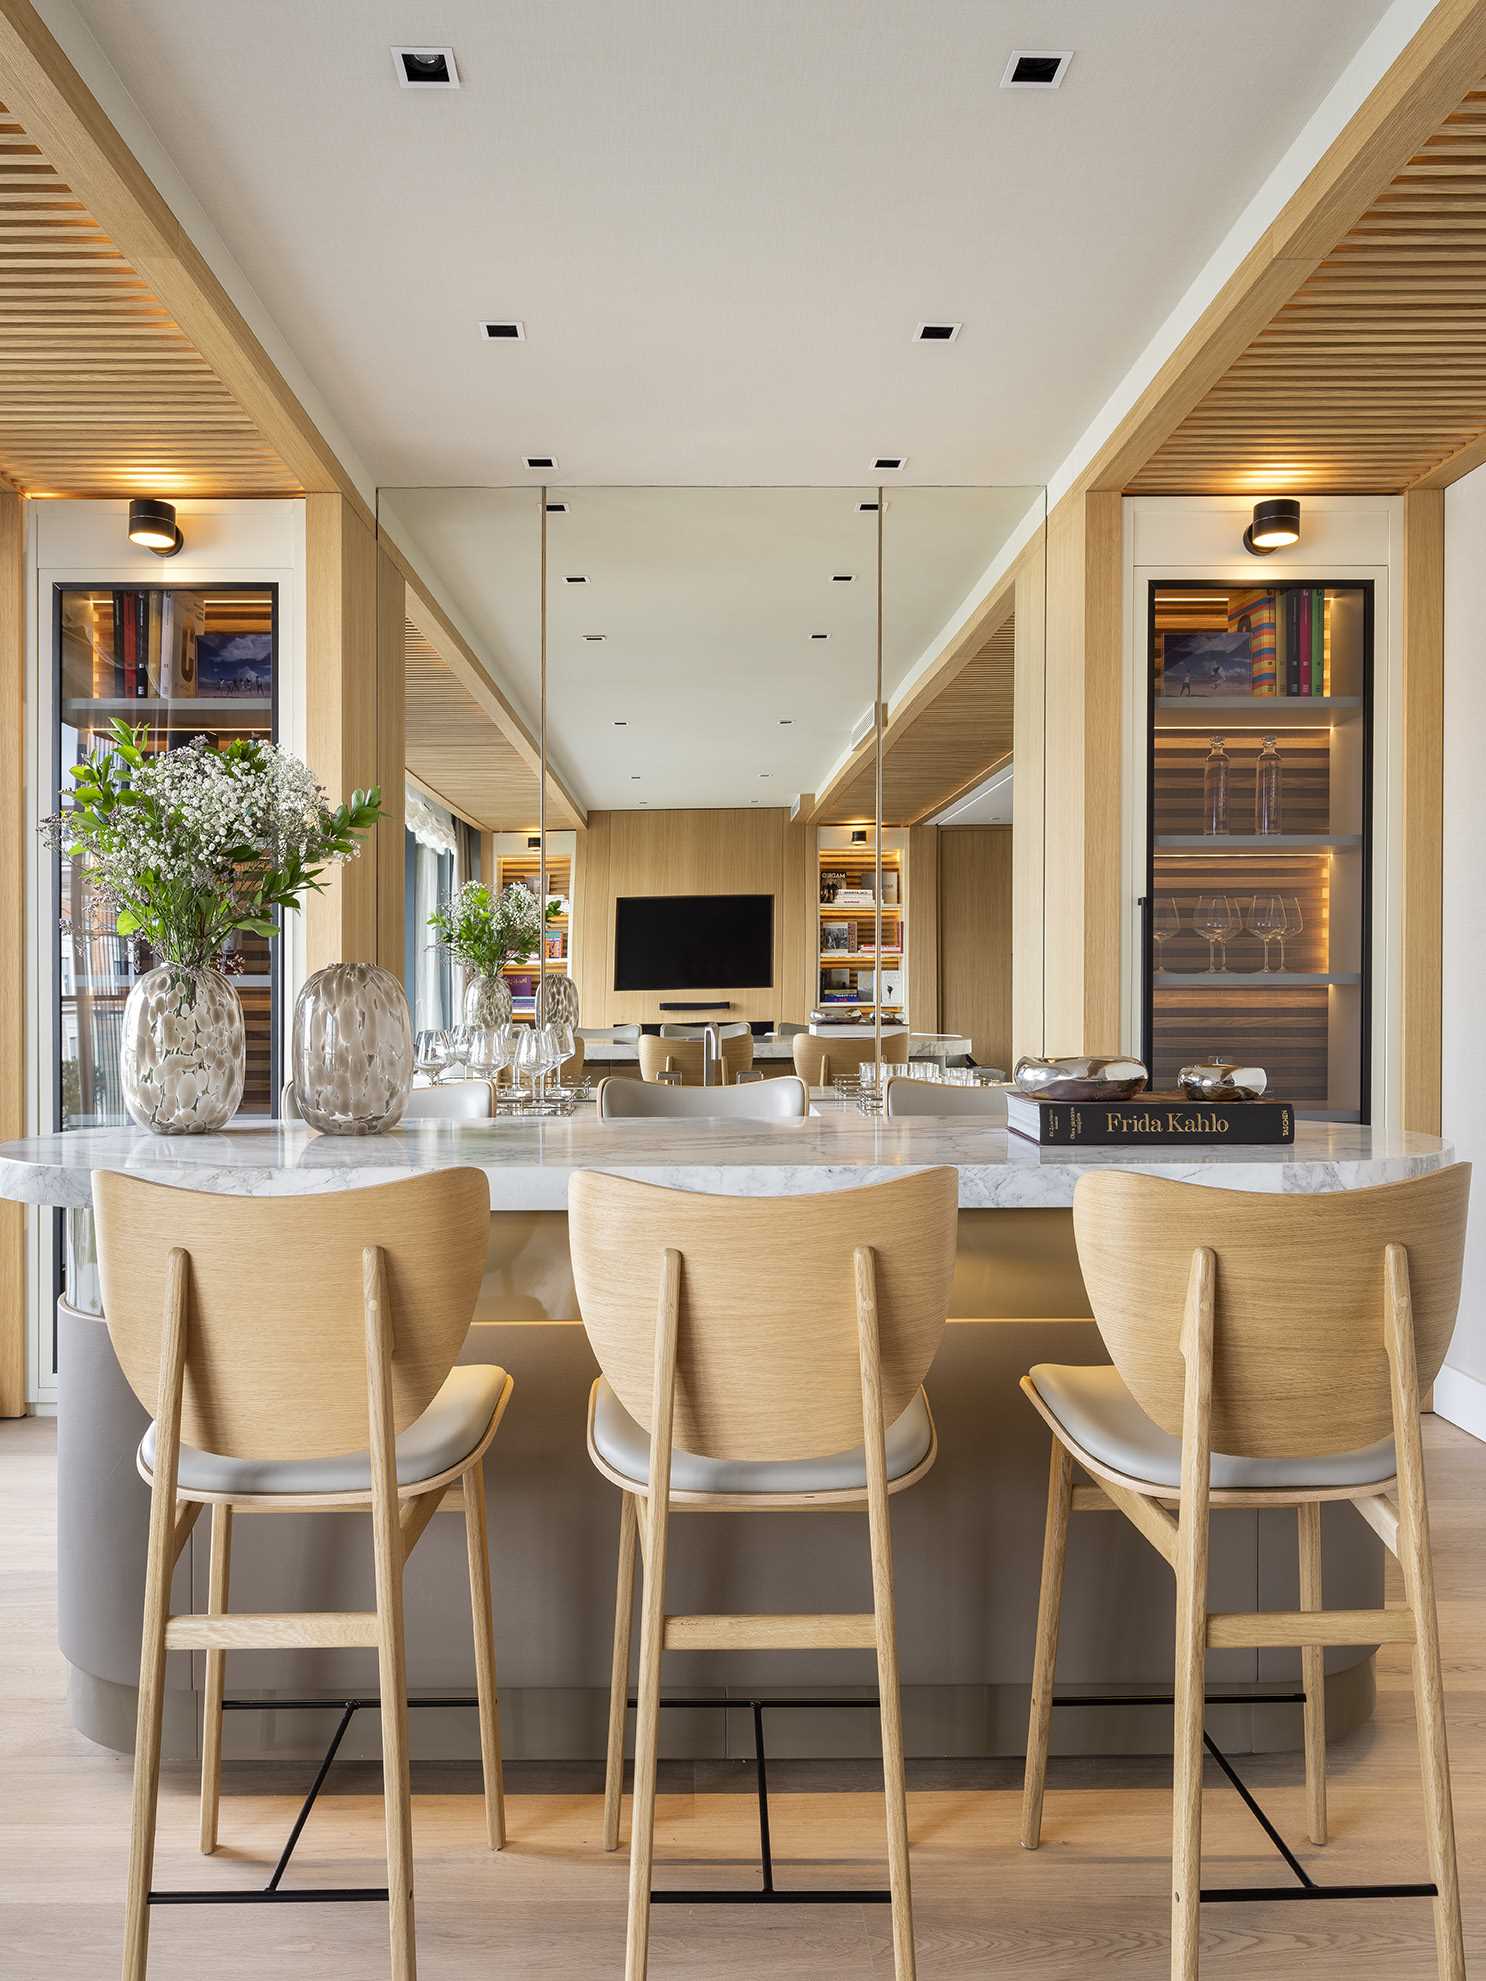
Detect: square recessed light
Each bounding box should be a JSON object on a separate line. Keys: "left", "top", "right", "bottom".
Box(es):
{"left": 480, "top": 320, "right": 524, "bottom": 340}
{"left": 859, "top": 500, "right": 880, "bottom": 512}
{"left": 631, "top": 775, "right": 641, "bottom": 781}
{"left": 810, "top": 632, "right": 829, "bottom": 640}
{"left": 779, "top": 719, "right": 794, "bottom": 725}
{"left": 915, "top": 321, "right": 961, "bottom": 343}
{"left": 392, "top": 46, "right": 460, "bottom": 88}
{"left": 583, "top": 634, "right": 606, "bottom": 643}
{"left": 832, "top": 574, "right": 853, "bottom": 583}
{"left": 872, "top": 456, "right": 906, "bottom": 471}
{"left": 566, "top": 574, "right": 588, "bottom": 584}
{"left": 545, "top": 500, "right": 567, "bottom": 513}
{"left": 613, "top": 719, "right": 627, "bottom": 726}
{"left": 1001, "top": 51, "right": 1072, "bottom": 89}
{"left": 524, "top": 454, "right": 558, "bottom": 471}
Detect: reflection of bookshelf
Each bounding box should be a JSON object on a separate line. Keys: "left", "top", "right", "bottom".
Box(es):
{"left": 54, "top": 584, "right": 280, "bottom": 1122}
{"left": 816, "top": 836, "right": 904, "bottom": 1020}
{"left": 1145, "top": 580, "right": 1371, "bottom": 1121}
{"left": 491, "top": 845, "right": 573, "bottom": 1023}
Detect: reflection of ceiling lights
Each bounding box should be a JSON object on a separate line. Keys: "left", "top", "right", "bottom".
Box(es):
{"left": 545, "top": 501, "right": 567, "bottom": 513}
{"left": 833, "top": 574, "right": 853, "bottom": 584}
{"left": 859, "top": 501, "right": 880, "bottom": 512}
{"left": 779, "top": 719, "right": 793, "bottom": 725}
{"left": 566, "top": 574, "right": 588, "bottom": 584}
{"left": 811, "top": 633, "right": 829, "bottom": 640}
{"left": 583, "top": 634, "right": 606, "bottom": 643}
{"left": 915, "top": 322, "right": 961, "bottom": 342}
{"left": 392, "top": 45, "right": 460, "bottom": 87}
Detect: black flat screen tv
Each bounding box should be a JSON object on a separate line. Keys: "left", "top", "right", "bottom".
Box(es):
{"left": 614, "top": 893, "right": 773, "bottom": 992}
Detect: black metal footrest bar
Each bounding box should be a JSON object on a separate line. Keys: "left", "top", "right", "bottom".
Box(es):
{"left": 148, "top": 1694, "right": 481, "bottom": 1907}
{"left": 1052, "top": 1689, "right": 1438, "bottom": 1907}
{"left": 630, "top": 1694, "right": 890, "bottom": 1904}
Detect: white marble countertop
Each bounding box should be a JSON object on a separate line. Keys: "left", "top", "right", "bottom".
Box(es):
{"left": 0, "top": 1117, "right": 1451, "bottom": 1212}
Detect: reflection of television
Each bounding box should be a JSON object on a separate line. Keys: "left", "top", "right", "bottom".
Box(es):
{"left": 615, "top": 894, "right": 773, "bottom": 991}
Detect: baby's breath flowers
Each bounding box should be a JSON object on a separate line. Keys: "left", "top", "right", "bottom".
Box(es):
{"left": 41, "top": 720, "right": 382, "bottom": 971}
{"left": 428, "top": 880, "right": 547, "bottom": 977}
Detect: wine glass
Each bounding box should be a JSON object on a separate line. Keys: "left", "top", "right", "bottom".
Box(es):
{"left": 444, "top": 1025, "right": 473, "bottom": 1076}
{"left": 1248, "top": 892, "right": 1285, "bottom": 973}
{"left": 1192, "top": 894, "right": 1236, "bottom": 974}
{"left": 1280, "top": 896, "right": 1304, "bottom": 972}
{"left": 462, "top": 1027, "right": 501, "bottom": 1083}
{"left": 413, "top": 1028, "right": 451, "bottom": 1085}
{"left": 514, "top": 1025, "right": 543, "bottom": 1098}
{"left": 546, "top": 1021, "right": 576, "bottom": 1097}
{"left": 1152, "top": 897, "right": 1182, "bottom": 974}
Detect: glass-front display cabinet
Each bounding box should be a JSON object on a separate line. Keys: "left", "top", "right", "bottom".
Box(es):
{"left": 52, "top": 582, "right": 281, "bottom": 1126}
{"left": 1143, "top": 579, "right": 1372, "bottom": 1120}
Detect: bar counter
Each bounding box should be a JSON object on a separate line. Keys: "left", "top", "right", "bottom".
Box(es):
{"left": 0, "top": 1116, "right": 1450, "bottom": 1768}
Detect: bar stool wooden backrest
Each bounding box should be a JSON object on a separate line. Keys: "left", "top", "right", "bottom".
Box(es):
{"left": 1073, "top": 1165, "right": 1469, "bottom": 1457}
{"left": 572, "top": 1166, "right": 955, "bottom": 1461}
{"left": 96, "top": 1168, "right": 490, "bottom": 1460}
{"left": 637, "top": 1032, "right": 753, "bottom": 1087}
{"left": 792, "top": 1028, "right": 908, "bottom": 1088}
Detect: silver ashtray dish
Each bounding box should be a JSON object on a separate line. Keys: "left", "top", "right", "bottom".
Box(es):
{"left": 1178, "top": 1061, "right": 1268, "bottom": 1102}
{"left": 1012, "top": 1055, "right": 1149, "bottom": 1102}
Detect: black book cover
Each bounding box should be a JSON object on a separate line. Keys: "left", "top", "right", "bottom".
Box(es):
{"left": 1005, "top": 1092, "right": 1295, "bottom": 1147}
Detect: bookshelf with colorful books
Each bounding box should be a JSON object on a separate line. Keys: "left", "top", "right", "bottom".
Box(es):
{"left": 816, "top": 827, "right": 906, "bottom": 1022}
{"left": 489, "top": 839, "right": 574, "bottom": 1023}
{"left": 53, "top": 585, "right": 280, "bottom": 1127}
{"left": 1144, "top": 579, "right": 1372, "bottom": 1120}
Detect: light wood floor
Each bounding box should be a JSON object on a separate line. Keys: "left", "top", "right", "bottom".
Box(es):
{"left": 4, "top": 1412, "right": 1484, "bottom": 1978}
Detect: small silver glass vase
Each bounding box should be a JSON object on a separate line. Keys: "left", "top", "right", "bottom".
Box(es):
{"left": 120, "top": 963, "right": 245, "bottom": 1135}
{"left": 292, "top": 962, "right": 414, "bottom": 1134}
{"left": 463, "top": 969, "right": 514, "bottom": 1028}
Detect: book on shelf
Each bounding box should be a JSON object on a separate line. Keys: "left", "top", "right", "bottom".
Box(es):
{"left": 1005, "top": 1090, "right": 1295, "bottom": 1147}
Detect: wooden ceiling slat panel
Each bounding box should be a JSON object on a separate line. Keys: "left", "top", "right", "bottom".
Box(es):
{"left": 1130, "top": 70, "right": 1486, "bottom": 493}
{"left": 0, "top": 97, "right": 298, "bottom": 497}
{"left": 403, "top": 619, "right": 550, "bottom": 833}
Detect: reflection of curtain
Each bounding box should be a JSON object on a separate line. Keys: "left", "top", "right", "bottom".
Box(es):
{"left": 455, "top": 817, "right": 480, "bottom": 888}
{"left": 405, "top": 784, "right": 459, "bottom": 1031}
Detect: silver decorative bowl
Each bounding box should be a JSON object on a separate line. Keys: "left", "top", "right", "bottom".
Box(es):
{"left": 1012, "top": 1055, "right": 1149, "bottom": 1102}
{"left": 1178, "top": 1061, "right": 1269, "bottom": 1102}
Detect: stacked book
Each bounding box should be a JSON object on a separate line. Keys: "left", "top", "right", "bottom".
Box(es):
{"left": 1006, "top": 1090, "right": 1295, "bottom": 1147}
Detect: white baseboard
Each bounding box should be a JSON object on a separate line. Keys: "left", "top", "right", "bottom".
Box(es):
{"left": 1432, "top": 1362, "right": 1486, "bottom": 1444}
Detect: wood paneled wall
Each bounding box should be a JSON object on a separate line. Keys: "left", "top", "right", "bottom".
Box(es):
{"left": 907, "top": 824, "right": 940, "bottom": 1031}
{"left": 0, "top": 490, "right": 24, "bottom": 1415}
{"left": 305, "top": 494, "right": 404, "bottom": 977}
{"left": 1012, "top": 535, "right": 1046, "bottom": 1059}
{"left": 572, "top": 808, "right": 812, "bottom": 1027}
{"left": 1402, "top": 488, "right": 1445, "bottom": 1133}
{"left": 939, "top": 827, "right": 1013, "bottom": 1072}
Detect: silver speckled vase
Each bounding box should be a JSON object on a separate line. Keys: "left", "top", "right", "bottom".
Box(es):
{"left": 463, "top": 969, "right": 514, "bottom": 1028}
{"left": 292, "top": 962, "right": 414, "bottom": 1134}
{"left": 120, "top": 964, "right": 246, "bottom": 1135}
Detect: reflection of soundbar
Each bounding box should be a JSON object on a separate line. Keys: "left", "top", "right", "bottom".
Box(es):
{"left": 658, "top": 1000, "right": 733, "bottom": 1011}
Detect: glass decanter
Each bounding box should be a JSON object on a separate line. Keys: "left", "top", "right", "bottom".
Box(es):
{"left": 1202, "top": 734, "right": 1231, "bottom": 836}
{"left": 1253, "top": 733, "right": 1284, "bottom": 836}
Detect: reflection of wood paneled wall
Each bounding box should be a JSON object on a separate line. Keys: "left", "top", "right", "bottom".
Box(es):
{"left": 907, "top": 824, "right": 939, "bottom": 1031}
{"left": 0, "top": 492, "right": 24, "bottom": 1414}
{"left": 572, "top": 809, "right": 812, "bottom": 1027}
{"left": 939, "top": 827, "right": 1013, "bottom": 1071}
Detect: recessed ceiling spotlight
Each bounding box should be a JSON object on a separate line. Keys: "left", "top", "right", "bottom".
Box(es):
{"left": 779, "top": 719, "right": 793, "bottom": 725}
{"left": 631, "top": 775, "right": 641, "bottom": 781}
{"left": 759, "top": 773, "right": 771, "bottom": 779}
{"left": 583, "top": 633, "right": 606, "bottom": 642}
{"left": 545, "top": 500, "right": 567, "bottom": 513}
{"left": 392, "top": 46, "right": 460, "bottom": 88}
{"left": 480, "top": 320, "right": 524, "bottom": 340}
{"left": 832, "top": 574, "right": 853, "bottom": 583}
{"left": 613, "top": 720, "right": 627, "bottom": 726}
{"left": 915, "top": 322, "right": 961, "bottom": 343}
{"left": 524, "top": 454, "right": 558, "bottom": 470}
{"left": 1001, "top": 51, "right": 1072, "bottom": 89}
{"left": 810, "top": 633, "right": 829, "bottom": 640}
{"left": 872, "top": 456, "right": 906, "bottom": 471}
{"left": 859, "top": 500, "right": 880, "bottom": 512}
{"left": 566, "top": 574, "right": 588, "bottom": 584}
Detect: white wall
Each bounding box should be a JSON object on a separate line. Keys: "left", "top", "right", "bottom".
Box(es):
{"left": 1437, "top": 463, "right": 1486, "bottom": 1438}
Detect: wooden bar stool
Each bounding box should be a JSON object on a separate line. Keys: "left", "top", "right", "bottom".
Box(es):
{"left": 792, "top": 1028, "right": 908, "bottom": 1087}
{"left": 570, "top": 1166, "right": 958, "bottom": 1981}
{"left": 93, "top": 1168, "right": 513, "bottom": 1981}
{"left": 1019, "top": 1166, "right": 1470, "bottom": 1981}
{"left": 637, "top": 1032, "right": 753, "bottom": 1085}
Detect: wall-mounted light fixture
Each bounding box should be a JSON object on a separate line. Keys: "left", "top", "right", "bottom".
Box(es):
{"left": 1242, "top": 498, "right": 1301, "bottom": 557}
{"left": 527, "top": 835, "right": 541, "bottom": 850}
{"left": 851, "top": 828, "right": 869, "bottom": 844}
{"left": 128, "top": 498, "right": 183, "bottom": 557}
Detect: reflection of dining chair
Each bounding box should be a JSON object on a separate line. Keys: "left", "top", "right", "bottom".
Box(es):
{"left": 657, "top": 1021, "right": 751, "bottom": 1040}
{"left": 638, "top": 1033, "right": 753, "bottom": 1086}
{"left": 96, "top": 1168, "right": 510, "bottom": 1981}
{"left": 792, "top": 1029, "right": 908, "bottom": 1087}
{"left": 577, "top": 1024, "right": 642, "bottom": 1043}
{"left": 883, "top": 1077, "right": 1007, "bottom": 1120}
{"left": 281, "top": 1078, "right": 496, "bottom": 1120}
{"left": 572, "top": 1166, "right": 958, "bottom": 1981}
{"left": 1021, "top": 1167, "right": 1472, "bottom": 1981}
{"left": 596, "top": 1074, "right": 806, "bottom": 1120}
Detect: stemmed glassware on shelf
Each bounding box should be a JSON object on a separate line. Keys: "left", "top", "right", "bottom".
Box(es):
{"left": 1152, "top": 897, "right": 1181, "bottom": 974}
{"left": 1247, "top": 892, "right": 1286, "bottom": 973}
{"left": 1192, "top": 893, "right": 1239, "bottom": 975}
{"left": 513, "top": 1024, "right": 544, "bottom": 1099}
{"left": 1280, "top": 896, "right": 1304, "bottom": 972}
{"left": 413, "top": 1029, "right": 452, "bottom": 1086}
{"left": 464, "top": 1024, "right": 514, "bottom": 1088}
{"left": 546, "top": 1021, "right": 576, "bottom": 1097}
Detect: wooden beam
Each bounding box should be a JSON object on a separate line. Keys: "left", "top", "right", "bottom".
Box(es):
{"left": 0, "top": 0, "right": 366, "bottom": 516}
{"left": 305, "top": 493, "right": 378, "bottom": 974}
{"left": 1079, "top": 0, "right": 1486, "bottom": 495}
{"left": 0, "top": 489, "right": 24, "bottom": 1415}
{"left": 1401, "top": 487, "right": 1445, "bottom": 1133}
{"left": 375, "top": 545, "right": 406, "bottom": 984}
{"left": 1011, "top": 532, "right": 1046, "bottom": 1060}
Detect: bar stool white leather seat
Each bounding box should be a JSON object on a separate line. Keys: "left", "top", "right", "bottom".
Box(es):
{"left": 883, "top": 1077, "right": 1007, "bottom": 1120}
{"left": 1027, "top": 1362, "right": 1396, "bottom": 1493}
{"left": 596, "top": 1074, "right": 806, "bottom": 1120}
{"left": 282, "top": 1078, "right": 494, "bottom": 1121}
{"left": 140, "top": 1363, "right": 509, "bottom": 1498}
{"left": 588, "top": 1376, "right": 935, "bottom": 1496}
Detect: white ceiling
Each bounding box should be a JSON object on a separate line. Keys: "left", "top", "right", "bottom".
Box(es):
{"left": 72, "top": 0, "right": 1393, "bottom": 491}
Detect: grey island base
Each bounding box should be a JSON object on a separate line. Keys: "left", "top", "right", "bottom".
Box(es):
{"left": 0, "top": 1116, "right": 1448, "bottom": 1768}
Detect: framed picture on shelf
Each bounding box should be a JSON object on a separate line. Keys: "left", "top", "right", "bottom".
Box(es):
{"left": 194, "top": 630, "right": 273, "bottom": 697}
{"left": 1160, "top": 629, "right": 1251, "bottom": 699}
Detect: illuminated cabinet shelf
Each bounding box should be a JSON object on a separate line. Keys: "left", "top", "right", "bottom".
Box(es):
{"left": 816, "top": 831, "right": 906, "bottom": 1021}
{"left": 490, "top": 842, "right": 573, "bottom": 1022}
{"left": 1143, "top": 579, "right": 1373, "bottom": 1122}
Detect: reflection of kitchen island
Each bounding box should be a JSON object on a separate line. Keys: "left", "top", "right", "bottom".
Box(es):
{"left": 0, "top": 1117, "right": 1448, "bottom": 1767}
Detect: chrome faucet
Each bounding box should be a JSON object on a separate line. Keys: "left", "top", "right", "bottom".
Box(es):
{"left": 701, "top": 1023, "right": 721, "bottom": 1087}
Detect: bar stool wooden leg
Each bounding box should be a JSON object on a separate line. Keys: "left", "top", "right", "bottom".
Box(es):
{"left": 198, "top": 1502, "right": 233, "bottom": 1855}
{"left": 1170, "top": 1250, "right": 1214, "bottom": 1981}
{"left": 1021, "top": 1438, "right": 1073, "bottom": 1849}
{"left": 856, "top": 1246, "right": 916, "bottom": 1981}
{"left": 366, "top": 1250, "right": 417, "bottom": 1981}
{"left": 1386, "top": 1247, "right": 1465, "bottom": 1981}
{"left": 462, "top": 1458, "right": 506, "bottom": 1851}
{"left": 604, "top": 1492, "right": 639, "bottom": 1852}
{"left": 626, "top": 1252, "right": 679, "bottom": 1981}
{"left": 1297, "top": 1502, "right": 1328, "bottom": 1847}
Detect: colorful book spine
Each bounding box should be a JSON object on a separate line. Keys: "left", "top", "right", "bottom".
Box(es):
{"left": 1298, "top": 588, "right": 1312, "bottom": 696}
{"left": 111, "top": 591, "right": 125, "bottom": 694}
{"left": 1231, "top": 593, "right": 1276, "bottom": 694}
{"left": 1312, "top": 587, "right": 1325, "bottom": 694}
{"left": 1287, "top": 591, "right": 1301, "bottom": 695}
{"left": 120, "top": 590, "right": 137, "bottom": 698}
